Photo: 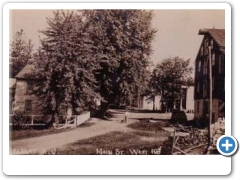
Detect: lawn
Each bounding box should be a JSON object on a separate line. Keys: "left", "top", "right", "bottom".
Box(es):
{"left": 44, "top": 131, "right": 167, "bottom": 155}
{"left": 10, "top": 121, "right": 95, "bottom": 141}
{"left": 41, "top": 118, "right": 171, "bottom": 155}
{"left": 127, "top": 120, "right": 169, "bottom": 131}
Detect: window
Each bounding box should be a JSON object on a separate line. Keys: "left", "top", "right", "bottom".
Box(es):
{"left": 26, "top": 81, "right": 34, "bottom": 94}
{"left": 204, "top": 58, "right": 208, "bottom": 75}
{"left": 25, "top": 100, "right": 32, "bottom": 112}
{"left": 219, "top": 54, "right": 225, "bottom": 73}
{"left": 198, "top": 61, "right": 201, "bottom": 72}
{"left": 212, "top": 77, "right": 214, "bottom": 91}
{"left": 200, "top": 46, "right": 203, "bottom": 55}
{"left": 211, "top": 39, "right": 214, "bottom": 49}
{"left": 219, "top": 55, "right": 222, "bottom": 73}
{"left": 212, "top": 53, "right": 215, "bottom": 66}
{"left": 203, "top": 101, "right": 209, "bottom": 114}
{"left": 196, "top": 101, "right": 200, "bottom": 113}
{"left": 203, "top": 80, "right": 208, "bottom": 97}
{"left": 197, "top": 82, "right": 200, "bottom": 93}
{"left": 205, "top": 39, "right": 209, "bottom": 55}
{"left": 203, "top": 61, "right": 205, "bottom": 75}
{"left": 203, "top": 82, "right": 205, "bottom": 97}
{"left": 219, "top": 54, "right": 225, "bottom": 74}
{"left": 205, "top": 81, "right": 208, "bottom": 96}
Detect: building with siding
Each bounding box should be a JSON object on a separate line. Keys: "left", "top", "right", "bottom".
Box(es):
{"left": 137, "top": 86, "right": 194, "bottom": 112}
{"left": 11, "top": 65, "right": 43, "bottom": 115}
{"left": 9, "top": 78, "right": 16, "bottom": 114}
{"left": 194, "top": 28, "right": 225, "bottom": 122}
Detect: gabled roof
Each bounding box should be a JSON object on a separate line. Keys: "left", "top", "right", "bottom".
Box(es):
{"left": 15, "top": 64, "right": 35, "bottom": 79}
{"left": 199, "top": 29, "right": 225, "bottom": 48}
{"left": 9, "top": 78, "right": 16, "bottom": 88}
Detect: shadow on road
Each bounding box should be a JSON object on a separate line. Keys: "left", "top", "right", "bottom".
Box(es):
{"left": 130, "top": 118, "right": 170, "bottom": 122}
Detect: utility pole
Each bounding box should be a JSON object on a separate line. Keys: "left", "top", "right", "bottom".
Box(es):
{"left": 208, "top": 45, "right": 213, "bottom": 146}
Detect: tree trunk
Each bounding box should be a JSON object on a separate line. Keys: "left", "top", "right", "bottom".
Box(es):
{"left": 152, "top": 96, "right": 155, "bottom": 112}
{"left": 47, "top": 112, "right": 59, "bottom": 128}
{"left": 100, "top": 101, "right": 109, "bottom": 119}
{"left": 53, "top": 112, "right": 59, "bottom": 124}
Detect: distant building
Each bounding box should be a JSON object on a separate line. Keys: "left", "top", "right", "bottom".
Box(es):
{"left": 181, "top": 85, "right": 194, "bottom": 113}
{"left": 9, "top": 78, "right": 16, "bottom": 114}
{"left": 11, "top": 65, "right": 43, "bottom": 115}
{"left": 194, "top": 29, "right": 225, "bottom": 122}
{"left": 10, "top": 65, "right": 99, "bottom": 117}
{"left": 141, "top": 95, "right": 161, "bottom": 111}
{"left": 137, "top": 86, "right": 194, "bottom": 112}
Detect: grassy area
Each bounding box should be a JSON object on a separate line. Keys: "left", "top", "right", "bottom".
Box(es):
{"left": 132, "top": 129, "right": 169, "bottom": 138}
{"left": 127, "top": 120, "right": 168, "bottom": 131}
{"left": 10, "top": 121, "right": 95, "bottom": 141}
{"left": 44, "top": 131, "right": 167, "bottom": 155}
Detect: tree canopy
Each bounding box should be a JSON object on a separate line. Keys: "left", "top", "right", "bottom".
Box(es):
{"left": 39, "top": 11, "right": 100, "bottom": 123}
{"left": 151, "top": 57, "right": 193, "bottom": 111}
{"left": 10, "top": 29, "right": 34, "bottom": 77}
{"left": 84, "top": 10, "right": 156, "bottom": 115}
{"left": 33, "top": 10, "right": 156, "bottom": 122}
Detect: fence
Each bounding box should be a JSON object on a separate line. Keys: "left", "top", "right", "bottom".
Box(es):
{"left": 10, "top": 111, "right": 90, "bottom": 129}
{"left": 9, "top": 114, "right": 45, "bottom": 126}
{"left": 75, "top": 111, "right": 90, "bottom": 126}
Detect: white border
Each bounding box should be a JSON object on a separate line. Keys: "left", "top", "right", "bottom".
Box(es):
{"left": 3, "top": 3, "right": 231, "bottom": 175}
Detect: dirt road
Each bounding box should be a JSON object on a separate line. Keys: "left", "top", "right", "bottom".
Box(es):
{"left": 10, "top": 110, "right": 180, "bottom": 154}
{"left": 10, "top": 118, "right": 132, "bottom": 154}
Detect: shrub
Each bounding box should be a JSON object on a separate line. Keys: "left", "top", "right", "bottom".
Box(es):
{"left": 194, "top": 118, "right": 208, "bottom": 128}
{"left": 170, "top": 110, "right": 187, "bottom": 124}
{"left": 11, "top": 112, "right": 31, "bottom": 130}
{"left": 127, "top": 120, "right": 166, "bottom": 131}
{"left": 10, "top": 112, "right": 48, "bottom": 130}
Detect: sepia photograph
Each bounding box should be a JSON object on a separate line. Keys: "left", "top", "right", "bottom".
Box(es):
{"left": 9, "top": 8, "right": 225, "bottom": 155}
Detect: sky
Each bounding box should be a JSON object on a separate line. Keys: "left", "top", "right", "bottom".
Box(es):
{"left": 10, "top": 9, "right": 225, "bottom": 71}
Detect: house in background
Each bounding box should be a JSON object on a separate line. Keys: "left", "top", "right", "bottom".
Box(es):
{"left": 161, "top": 85, "right": 194, "bottom": 113}
{"left": 179, "top": 85, "right": 194, "bottom": 113}
{"left": 135, "top": 85, "right": 194, "bottom": 112}
{"left": 9, "top": 78, "right": 16, "bottom": 114}
{"left": 9, "top": 64, "right": 92, "bottom": 126}
{"left": 10, "top": 64, "right": 94, "bottom": 117}
{"left": 194, "top": 28, "right": 225, "bottom": 122}
{"left": 11, "top": 65, "right": 43, "bottom": 115}
{"left": 141, "top": 95, "right": 161, "bottom": 111}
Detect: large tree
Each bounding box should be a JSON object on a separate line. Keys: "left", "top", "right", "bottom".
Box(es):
{"left": 10, "top": 29, "right": 34, "bottom": 77}
{"left": 39, "top": 11, "right": 100, "bottom": 123}
{"left": 84, "top": 10, "right": 156, "bottom": 116}
{"left": 152, "top": 57, "right": 193, "bottom": 112}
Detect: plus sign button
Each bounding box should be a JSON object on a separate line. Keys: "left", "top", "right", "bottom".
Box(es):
{"left": 217, "top": 135, "right": 238, "bottom": 156}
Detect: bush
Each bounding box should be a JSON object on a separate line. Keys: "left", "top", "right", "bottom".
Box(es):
{"left": 11, "top": 112, "right": 31, "bottom": 130}
{"left": 127, "top": 120, "right": 167, "bottom": 131}
{"left": 170, "top": 110, "right": 187, "bottom": 124}
{"left": 194, "top": 118, "right": 208, "bottom": 128}
{"left": 10, "top": 112, "right": 48, "bottom": 130}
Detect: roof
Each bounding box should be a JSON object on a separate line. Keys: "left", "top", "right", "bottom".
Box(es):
{"left": 198, "top": 29, "right": 225, "bottom": 48}
{"left": 9, "top": 78, "right": 16, "bottom": 88}
{"left": 15, "top": 64, "right": 35, "bottom": 79}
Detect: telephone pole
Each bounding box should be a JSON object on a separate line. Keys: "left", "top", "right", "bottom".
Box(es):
{"left": 208, "top": 45, "right": 213, "bottom": 146}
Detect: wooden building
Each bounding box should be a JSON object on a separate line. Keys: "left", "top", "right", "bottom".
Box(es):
{"left": 131, "top": 85, "right": 194, "bottom": 112}
{"left": 11, "top": 65, "right": 43, "bottom": 115}
{"left": 194, "top": 29, "right": 225, "bottom": 122}
{"left": 9, "top": 78, "right": 16, "bottom": 114}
